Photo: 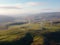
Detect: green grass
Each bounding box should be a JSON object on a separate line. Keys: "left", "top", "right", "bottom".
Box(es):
{"left": 0, "top": 22, "right": 60, "bottom": 45}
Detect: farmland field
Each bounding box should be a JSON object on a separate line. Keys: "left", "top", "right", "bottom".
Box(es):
{"left": 0, "top": 22, "right": 60, "bottom": 45}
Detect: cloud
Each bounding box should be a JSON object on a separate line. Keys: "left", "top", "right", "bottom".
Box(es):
{"left": 0, "top": 4, "right": 23, "bottom": 9}
{"left": 0, "top": 2, "right": 41, "bottom": 15}
{"left": 0, "top": 6, "right": 22, "bottom": 9}
{"left": 0, "top": 2, "right": 41, "bottom": 9}
{"left": 40, "top": 8, "right": 60, "bottom": 12}
{"left": 26, "top": 2, "right": 40, "bottom": 6}
{"left": 0, "top": 2, "right": 60, "bottom": 16}
{"left": 0, "top": 8, "right": 41, "bottom": 15}
{"left": 0, "top": 8, "right": 60, "bottom": 15}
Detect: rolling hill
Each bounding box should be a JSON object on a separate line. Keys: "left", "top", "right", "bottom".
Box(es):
{"left": 27, "top": 12, "right": 60, "bottom": 22}
{"left": 0, "top": 12, "right": 60, "bottom": 25}
{"left": 0, "top": 15, "right": 15, "bottom": 24}
{"left": 0, "top": 12, "right": 60, "bottom": 45}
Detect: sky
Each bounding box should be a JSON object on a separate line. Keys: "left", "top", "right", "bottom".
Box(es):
{"left": 0, "top": 0, "right": 60, "bottom": 15}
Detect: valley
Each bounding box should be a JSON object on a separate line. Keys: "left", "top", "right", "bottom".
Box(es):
{"left": 0, "top": 12, "right": 60, "bottom": 45}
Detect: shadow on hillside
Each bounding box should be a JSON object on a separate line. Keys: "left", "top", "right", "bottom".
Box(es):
{"left": 43, "top": 31, "right": 60, "bottom": 45}
{"left": 0, "top": 33, "right": 33, "bottom": 45}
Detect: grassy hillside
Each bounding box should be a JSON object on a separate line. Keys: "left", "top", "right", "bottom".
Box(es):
{"left": 0, "top": 22, "right": 60, "bottom": 45}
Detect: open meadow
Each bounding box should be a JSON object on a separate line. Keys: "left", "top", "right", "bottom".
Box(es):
{"left": 0, "top": 22, "right": 60, "bottom": 45}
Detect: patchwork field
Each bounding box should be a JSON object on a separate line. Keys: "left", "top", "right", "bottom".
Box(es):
{"left": 0, "top": 22, "right": 60, "bottom": 45}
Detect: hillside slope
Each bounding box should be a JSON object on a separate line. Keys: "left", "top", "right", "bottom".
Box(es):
{"left": 27, "top": 12, "right": 60, "bottom": 22}
{"left": 0, "top": 15, "right": 15, "bottom": 24}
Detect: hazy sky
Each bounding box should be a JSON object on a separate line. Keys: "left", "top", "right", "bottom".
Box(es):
{"left": 0, "top": 0, "right": 60, "bottom": 15}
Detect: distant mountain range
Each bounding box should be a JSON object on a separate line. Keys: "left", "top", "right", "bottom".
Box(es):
{"left": 27, "top": 12, "right": 60, "bottom": 22}
{"left": 0, "top": 15, "right": 15, "bottom": 24}
{"left": 0, "top": 12, "right": 60, "bottom": 25}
